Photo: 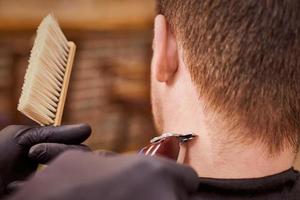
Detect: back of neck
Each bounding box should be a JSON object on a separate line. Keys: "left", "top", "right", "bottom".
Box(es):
{"left": 183, "top": 134, "right": 295, "bottom": 179}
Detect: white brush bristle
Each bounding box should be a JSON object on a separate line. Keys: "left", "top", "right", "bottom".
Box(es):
{"left": 18, "top": 14, "right": 70, "bottom": 125}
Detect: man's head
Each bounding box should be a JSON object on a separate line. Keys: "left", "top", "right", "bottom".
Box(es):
{"left": 151, "top": 0, "right": 300, "bottom": 154}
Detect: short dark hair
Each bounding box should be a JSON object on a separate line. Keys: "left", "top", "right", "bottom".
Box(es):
{"left": 157, "top": 0, "right": 300, "bottom": 153}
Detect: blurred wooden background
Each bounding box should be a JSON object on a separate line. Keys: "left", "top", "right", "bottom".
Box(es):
{"left": 0, "top": 0, "right": 157, "bottom": 152}
{"left": 0, "top": 0, "right": 155, "bottom": 31}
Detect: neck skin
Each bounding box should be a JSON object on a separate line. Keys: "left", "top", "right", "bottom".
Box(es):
{"left": 161, "top": 57, "right": 295, "bottom": 179}
{"left": 183, "top": 136, "right": 295, "bottom": 179}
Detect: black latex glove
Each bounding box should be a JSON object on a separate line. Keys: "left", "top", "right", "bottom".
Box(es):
{"left": 6, "top": 150, "right": 199, "bottom": 200}
{"left": 0, "top": 124, "right": 91, "bottom": 196}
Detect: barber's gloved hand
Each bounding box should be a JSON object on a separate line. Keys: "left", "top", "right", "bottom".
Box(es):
{"left": 7, "top": 150, "right": 199, "bottom": 200}
{"left": 0, "top": 124, "right": 91, "bottom": 196}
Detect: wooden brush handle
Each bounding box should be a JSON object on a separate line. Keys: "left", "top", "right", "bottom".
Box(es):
{"left": 54, "top": 42, "right": 76, "bottom": 126}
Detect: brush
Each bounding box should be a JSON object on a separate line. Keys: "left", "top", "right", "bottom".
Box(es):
{"left": 18, "top": 14, "right": 76, "bottom": 126}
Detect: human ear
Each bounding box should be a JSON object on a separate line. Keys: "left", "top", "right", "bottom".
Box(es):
{"left": 152, "top": 15, "right": 178, "bottom": 83}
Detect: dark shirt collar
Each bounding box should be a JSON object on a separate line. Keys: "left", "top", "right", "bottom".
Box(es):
{"left": 198, "top": 168, "right": 299, "bottom": 192}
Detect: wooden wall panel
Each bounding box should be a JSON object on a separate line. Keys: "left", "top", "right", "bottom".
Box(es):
{"left": 0, "top": 0, "right": 155, "bottom": 31}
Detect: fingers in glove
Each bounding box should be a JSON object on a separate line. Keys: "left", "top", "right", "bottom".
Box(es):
{"left": 6, "top": 181, "right": 25, "bottom": 194}
{"left": 16, "top": 124, "right": 91, "bottom": 147}
{"left": 28, "top": 143, "right": 90, "bottom": 164}
{"left": 96, "top": 150, "right": 117, "bottom": 157}
{"left": 140, "top": 156, "right": 199, "bottom": 193}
